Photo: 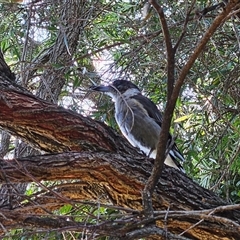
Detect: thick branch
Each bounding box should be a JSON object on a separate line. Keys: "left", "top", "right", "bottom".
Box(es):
{"left": 0, "top": 152, "right": 231, "bottom": 211}
{"left": 0, "top": 152, "right": 240, "bottom": 239}
{"left": 0, "top": 80, "right": 137, "bottom": 155}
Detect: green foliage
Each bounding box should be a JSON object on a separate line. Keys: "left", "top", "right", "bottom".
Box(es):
{"left": 0, "top": 0, "right": 240, "bottom": 238}
{"left": 3, "top": 0, "right": 238, "bottom": 202}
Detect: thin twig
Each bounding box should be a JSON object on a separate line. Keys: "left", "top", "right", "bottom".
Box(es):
{"left": 77, "top": 30, "right": 162, "bottom": 61}
{"left": 143, "top": 0, "right": 239, "bottom": 219}
{"left": 174, "top": 0, "right": 196, "bottom": 52}
{"left": 149, "top": 0, "right": 174, "bottom": 99}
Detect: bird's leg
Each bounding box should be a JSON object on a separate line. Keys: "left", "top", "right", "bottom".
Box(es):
{"left": 135, "top": 147, "right": 147, "bottom": 157}
{"left": 165, "top": 136, "right": 176, "bottom": 157}
{"left": 147, "top": 148, "right": 154, "bottom": 158}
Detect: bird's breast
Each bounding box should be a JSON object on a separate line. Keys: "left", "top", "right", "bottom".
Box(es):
{"left": 114, "top": 97, "right": 161, "bottom": 155}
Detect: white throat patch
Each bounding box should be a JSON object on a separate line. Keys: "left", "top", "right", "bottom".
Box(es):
{"left": 122, "top": 88, "right": 140, "bottom": 98}
{"left": 108, "top": 87, "right": 140, "bottom": 102}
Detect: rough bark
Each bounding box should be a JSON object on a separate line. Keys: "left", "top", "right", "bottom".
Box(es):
{"left": 0, "top": 62, "right": 240, "bottom": 239}
{"left": 0, "top": 0, "right": 87, "bottom": 213}
{"left": 0, "top": 77, "right": 136, "bottom": 154}
{"left": 36, "top": 0, "right": 88, "bottom": 103}
{"left": 1, "top": 151, "right": 240, "bottom": 239}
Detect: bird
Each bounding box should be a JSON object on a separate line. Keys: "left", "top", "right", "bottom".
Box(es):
{"left": 91, "top": 80, "right": 185, "bottom": 172}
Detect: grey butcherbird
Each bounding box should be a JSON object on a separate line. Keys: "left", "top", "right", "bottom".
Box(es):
{"left": 91, "top": 80, "right": 185, "bottom": 172}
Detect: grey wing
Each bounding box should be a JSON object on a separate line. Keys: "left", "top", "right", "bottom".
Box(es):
{"left": 131, "top": 94, "right": 185, "bottom": 168}
{"left": 131, "top": 94, "right": 163, "bottom": 125}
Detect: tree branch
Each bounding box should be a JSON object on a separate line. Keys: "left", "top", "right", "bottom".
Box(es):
{"left": 143, "top": 0, "right": 175, "bottom": 217}
{"left": 144, "top": 0, "right": 239, "bottom": 216}
{"left": 0, "top": 80, "right": 137, "bottom": 155}
{"left": 0, "top": 152, "right": 240, "bottom": 238}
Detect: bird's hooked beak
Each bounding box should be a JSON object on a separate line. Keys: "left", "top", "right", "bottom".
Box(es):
{"left": 90, "top": 84, "right": 116, "bottom": 100}
{"left": 90, "top": 85, "right": 112, "bottom": 93}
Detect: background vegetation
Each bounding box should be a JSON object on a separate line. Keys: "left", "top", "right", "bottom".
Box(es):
{"left": 0, "top": 0, "right": 239, "bottom": 239}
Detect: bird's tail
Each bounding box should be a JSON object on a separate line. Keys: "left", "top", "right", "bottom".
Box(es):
{"left": 168, "top": 144, "right": 185, "bottom": 173}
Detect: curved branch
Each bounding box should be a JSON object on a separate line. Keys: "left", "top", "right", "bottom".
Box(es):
{"left": 0, "top": 80, "right": 136, "bottom": 155}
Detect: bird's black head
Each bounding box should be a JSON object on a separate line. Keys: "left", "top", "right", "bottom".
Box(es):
{"left": 111, "top": 80, "right": 141, "bottom": 94}
{"left": 91, "top": 80, "right": 141, "bottom": 99}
